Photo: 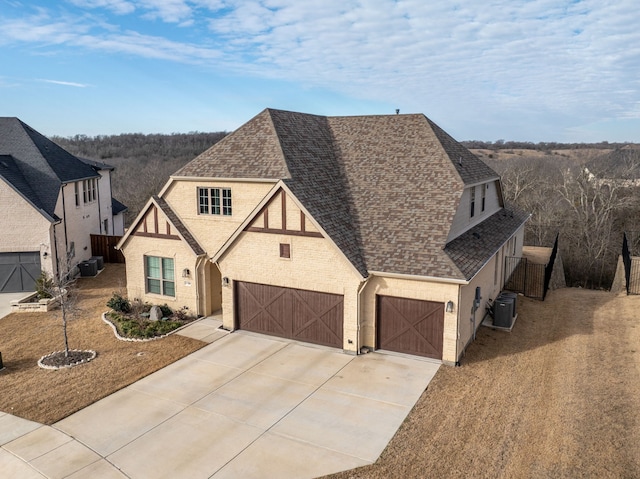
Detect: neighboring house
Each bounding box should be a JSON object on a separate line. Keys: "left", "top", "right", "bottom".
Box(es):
{"left": 0, "top": 117, "right": 127, "bottom": 292}
{"left": 117, "top": 109, "right": 528, "bottom": 365}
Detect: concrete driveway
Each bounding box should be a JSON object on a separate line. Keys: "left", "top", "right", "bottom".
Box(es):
{"left": 0, "top": 292, "right": 28, "bottom": 319}
{"left": 0, "top": 329, "right": 439, "bottom": 478}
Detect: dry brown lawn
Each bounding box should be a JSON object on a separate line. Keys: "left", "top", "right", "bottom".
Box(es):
{"left": 0, "top": 264, "right": 205, "bottom": 424}
{"left": 326, "top": 288, "right": 640, "bottom": 478}
{"left": 3, "top": 269, "right": 639, "bottom": 477}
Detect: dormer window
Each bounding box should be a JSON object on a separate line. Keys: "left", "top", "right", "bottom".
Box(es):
{"left": 470, "top": 186, "right": 476, "bottom": 218}
{"left": 198, "top": 187, "right": 232, "bottom": 216}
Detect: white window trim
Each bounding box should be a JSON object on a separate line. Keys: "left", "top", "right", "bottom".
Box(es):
{"left": 145, "top": 255, "right": 176, "bottom": 297}
{"left": 198, "top": 187, "right": 232, "bottom": 216}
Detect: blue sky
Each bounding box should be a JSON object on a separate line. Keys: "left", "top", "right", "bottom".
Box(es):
{"left": 1, "top": 0, "right": 639, "bottom": 142}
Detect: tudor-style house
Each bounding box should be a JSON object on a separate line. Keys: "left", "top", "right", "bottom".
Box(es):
{"left": 117, "top": 109, "right": 528, "bottom": 365}
{"left": 0, "top": 117, "right": 127, "bottom": 292}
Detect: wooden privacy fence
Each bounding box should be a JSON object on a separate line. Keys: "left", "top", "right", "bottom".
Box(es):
{"left": 622, "top": 232, "right": 640, "bottom": 295}
{"left": 504, "top": 234, "right": 559, "bottom": 301}
{"left": 90, "top": 234, "right": 125, "bottom": 263}
{"left": 504, "top": 258, "right": 546, "bottom": 299}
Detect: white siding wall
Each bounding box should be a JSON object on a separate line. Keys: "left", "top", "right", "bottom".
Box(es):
{"left": 112, "top": 212, "right": 126, "bottom": 236}
{"left": 447, "top": 180, "right": 502, "bottom": 242}
{"left": 96, "top": 169, "right": 114, "bottom": 235}
{"left": 54, "top": 182, "right": 102, "bottom": 270}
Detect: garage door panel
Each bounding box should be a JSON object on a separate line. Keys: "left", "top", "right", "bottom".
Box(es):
{"left": 292, "top": 297, "right": 343, "bottom": 347}
{"left": 377, "top": 295, "right": 444, "bottom": 360}
{"left": 0, "top": 252, "right": 41, "bottom": 293}
{"left": 236, "top": 282, "right": 343, "bottom": 349}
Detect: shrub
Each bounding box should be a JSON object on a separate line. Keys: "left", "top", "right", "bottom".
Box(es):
{"left": 159, "top": 304, "right": 173, "bottom": 317}
{"left": 107, "top": 292, "right": 131, "bottom": 313}
{"left": 173, "top": 306, "right": 190, "bottom": 321}
{"left": 106, "top": 312, "right": 183, "bottom": 338}
{"left": 35, "top": 271, "right": 54, "bottom": 299}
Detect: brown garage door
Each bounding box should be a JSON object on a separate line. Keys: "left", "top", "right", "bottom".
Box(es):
{"left": 235, "top": 281, "right": 344, "bottom": 348}
{"left": 377, "top": 295, "right": 444, "bottom": 360}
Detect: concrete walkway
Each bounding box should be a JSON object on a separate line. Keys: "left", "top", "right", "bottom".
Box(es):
{"left": 0, "top": 319, "right": 440, "bottom": 478}
{"left": 0, "top": 292, "right": 29, "bottom": 319}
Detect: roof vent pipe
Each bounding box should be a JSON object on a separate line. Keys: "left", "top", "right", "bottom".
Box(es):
{"left": 395, "top": 109, "right": 400, "bottom": 115}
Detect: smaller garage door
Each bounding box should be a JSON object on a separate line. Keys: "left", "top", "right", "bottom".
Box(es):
{"left": 0, "top": 252, "right": 41, "bottom": 293}
{"left": 377, "top": 295, "right": 444, "bottom": 360}
{"left": 236, "top": 281, "right": 344, "bottom": 348}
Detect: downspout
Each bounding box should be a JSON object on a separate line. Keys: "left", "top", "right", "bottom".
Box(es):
{"left": 355, "top": 276, "right": 370, "bottom": 355}
{"left": 96, "top": 176, "right": 103, "bottom": 233}
{"left": 455, "top": 285, "right": 461, "bottom": 366}
{"left": 194, "top": 255, "right": 206, "bottom": 317}
{"left": 52, "top": 221, "right": 61, "bottom": 278}
{"left": 61, "top": 183, "right": 69, "bottom": 260}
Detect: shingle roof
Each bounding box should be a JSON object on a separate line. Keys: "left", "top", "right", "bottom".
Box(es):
{"left": 0, "top": 117, "right": 100, "bottom": 219}
{"left": 79, "top": 157, "right": 115, "bottom": 171}
{"left": 0, "top": 154, "right": 58, "bottom": 221}
{"left": 174, "top": 110, "right": 290, "bottom": 179}
{"left": 173, "top": 108, "right": 522, "bottom": 280}
{"left": 153, "top": 196, "right": 205, "bottom": 256}
{"left": 444, "top": 204, "right": 530, "bottom": 280}
{"left": 111, "top": 197, "right": 128, "bottom": 215}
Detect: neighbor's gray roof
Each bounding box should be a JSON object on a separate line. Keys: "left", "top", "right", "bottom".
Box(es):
{"left": 0, "top": 117, "right": 100, "bottom": 219}
{"left": 111, "top": 197, "right": 128, "bottom": 215}
{"left": 0, "top": 154, "right": 59, "bottom": 221}
{"left": 79, "top": 157, "right": 115, "bottom": 171}
{"left": 153, "top": 196, "right": 205, "bottom": 256}
{"left": 174, "top": 108, "right": 512, "bottom": 280}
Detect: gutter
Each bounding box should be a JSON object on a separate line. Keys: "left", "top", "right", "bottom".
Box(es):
{"left": 355, "top": 276, "right": 370, "bottom": 354}
{"left": 368, "top": 270, "right": 468, "bottom": 285}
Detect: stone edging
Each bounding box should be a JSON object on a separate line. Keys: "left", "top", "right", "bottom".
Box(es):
{"left": 101, "top": 312, "right": 195, "bottom": 342}
{"left": 38, "top": 350, "right": 97, "bottom": 370}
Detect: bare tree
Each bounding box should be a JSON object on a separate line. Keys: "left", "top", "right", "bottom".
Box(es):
{"left": 558, "top": 165, "right": 639, "bottom": 288}
{"left": 37, "top": 257, "right": 95, "bottom": 368}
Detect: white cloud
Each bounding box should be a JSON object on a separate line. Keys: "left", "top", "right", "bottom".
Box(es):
{"left": 2, "top": 0, "right": 640, "bottom": 139}
{"left": 39, "top": 79, "right": 89, "bottom": 87}
{"left": 67, "top": 0, "right": 135, "bottom": 15}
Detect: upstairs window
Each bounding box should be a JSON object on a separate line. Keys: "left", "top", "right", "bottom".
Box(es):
{"left": 74, "top": 182, "right": 80, "bottom": 206}
{"left": 82, "top": 178, "right": 97, "bottom": 204}
{"left": 470, "top": 186, "right": 476, "bottom": 218}
{"left": 481, "top": 184, "right": 486, "bottom": 212}
{"left": 198, "top": 187, "right": 232, "bottom": 216}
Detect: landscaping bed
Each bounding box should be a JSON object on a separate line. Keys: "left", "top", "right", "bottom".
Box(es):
{"left": 0, "top": 264, "right": 206, "bottom": 424}
{"left": 105, "top": 294, "right": 197, "bottom": 340}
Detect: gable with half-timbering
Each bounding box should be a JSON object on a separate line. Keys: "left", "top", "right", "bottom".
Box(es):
{"left": 244, "top": 188, "right": 322, "bottom": 238}
{"left": 131, "top": 203, "right": 181, "bottom": 241}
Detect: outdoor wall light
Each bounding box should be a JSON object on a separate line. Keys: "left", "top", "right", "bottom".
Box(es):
{"left": 182, "top": 268, "right": 191, "bottom": 278}
{"left": 222, "top": 277, "right": 230, "bottom": 286}
{"left": 446, "top": 301, "right": 455, "bottom": 313}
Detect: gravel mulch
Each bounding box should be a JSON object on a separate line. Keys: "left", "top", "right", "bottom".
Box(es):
{"left": 0, "top": 264, "right": 206, "bottom": 424}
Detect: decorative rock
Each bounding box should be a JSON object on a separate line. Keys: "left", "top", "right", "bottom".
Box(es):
{"left": 149, "top": 305, "right": 162, "bottom": 322}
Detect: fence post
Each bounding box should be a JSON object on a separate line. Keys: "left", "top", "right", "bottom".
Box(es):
{"left": 623, "top": 232, "right": 631, "bottom": 295}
